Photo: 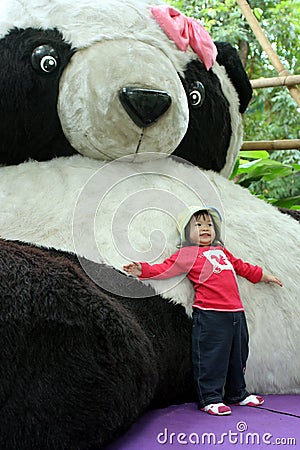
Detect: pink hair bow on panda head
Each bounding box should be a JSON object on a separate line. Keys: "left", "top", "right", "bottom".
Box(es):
{"left": 151, "top": 5, "right": 217, "bottom": 70}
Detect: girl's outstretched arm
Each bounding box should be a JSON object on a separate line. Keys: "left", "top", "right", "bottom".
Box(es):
{"left": 123, "top": 262, "right": 142, "bottom": 277}
{"left": 261, "top": 272, "right": 283, "bottom": 287}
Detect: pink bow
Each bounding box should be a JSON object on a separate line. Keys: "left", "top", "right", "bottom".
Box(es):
{"left": 151, "top": 6, "right": 217, "bottom": 70}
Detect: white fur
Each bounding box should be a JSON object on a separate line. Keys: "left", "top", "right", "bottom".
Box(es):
{"left": 58, "top": 40, "right": 189, "bottom": 160}
{"left": 0, "top": 155, "right": 299, "bottom": 394}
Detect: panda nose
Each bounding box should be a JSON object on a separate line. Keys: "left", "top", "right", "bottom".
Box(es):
{"left": 119, "top": 87, "right": 172, "bottom": 128}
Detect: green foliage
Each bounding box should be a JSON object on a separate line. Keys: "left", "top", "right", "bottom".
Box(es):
{"left": 230, "top": 151, "right": 300, "bottom": 209}
{"left": 167, "top": 0, "right": 300, "bottom": 208}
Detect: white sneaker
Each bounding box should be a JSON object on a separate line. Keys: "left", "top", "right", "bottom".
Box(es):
{"left": 201, "top": 403, "right": 232, "bottom": 416}
{"left": 235, "top": 394, "right": 264, "bottom": 407}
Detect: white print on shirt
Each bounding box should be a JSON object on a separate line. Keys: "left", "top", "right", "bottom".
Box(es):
{"left": 203, "top": 249, "right": 234, "bottom": 274}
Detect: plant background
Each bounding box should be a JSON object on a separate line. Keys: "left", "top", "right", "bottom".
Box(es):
{"left": 167, "top": 0, "right": 300, "bottom": 209}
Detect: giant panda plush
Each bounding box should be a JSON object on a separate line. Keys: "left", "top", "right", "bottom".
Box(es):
{"left": 0, "top": 0, "right": 299, "bottom": 449}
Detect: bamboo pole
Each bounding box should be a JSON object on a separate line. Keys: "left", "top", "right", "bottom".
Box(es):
{"left": 242, "top": 139, "right": 300, "bottom": 151}
{"left": 236, "top": 0, "right": 300, "bottom": 107}
{"left": 251, "top": 75, "right": 300, "bottom": 89}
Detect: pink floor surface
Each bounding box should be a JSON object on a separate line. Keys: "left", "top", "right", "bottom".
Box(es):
{"left": 104, "top": 395, "right": 299, "bottom": 449}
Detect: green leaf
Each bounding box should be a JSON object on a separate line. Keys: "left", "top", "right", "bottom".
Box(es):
{"left": 237, "top": 159, "right": 263, "bottom": 171}
{"left": 253, "top": 7, "right": 263, "bottom": 20}
{"left": 234, "top": 158, "right": 298, "bottom": 188}
{"left": 270, "top": 196, "right": 300, "bottom": 208}
{"left": 291, "top": 163, "right": 300, "bottom": 171}
{"left": 239, "top": 150, "right": 270, "bottom": 160}
{"left": 229, "top": 157, "right": 240, "bottom": 180}
{"left": 237, "top": 159, "right": 295, "bottom": 178}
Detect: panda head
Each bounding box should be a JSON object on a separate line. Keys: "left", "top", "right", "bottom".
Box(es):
{"left": 0, "top": 0, "right": 252, "bottom": 177}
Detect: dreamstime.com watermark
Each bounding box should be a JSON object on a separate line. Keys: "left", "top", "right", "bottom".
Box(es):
{"left": 156, "top": 421, "right": 297, "bottom": 446}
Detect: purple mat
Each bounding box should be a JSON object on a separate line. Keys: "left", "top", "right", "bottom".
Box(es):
{"left": 104, "top": 395, "right": 299, "bottom": 449}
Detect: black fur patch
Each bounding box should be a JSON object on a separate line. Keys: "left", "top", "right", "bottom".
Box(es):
{"left": 0, "top": 28, "right": 77, "bottom": 165}
{"left": 0, "top": 239, "right": 194, "bottom": 448}
{"left": 174, "top": 59, "right": 232, "bottom": 171}
{"left": 215, "top": 42, "right": 252, "bottom": 114}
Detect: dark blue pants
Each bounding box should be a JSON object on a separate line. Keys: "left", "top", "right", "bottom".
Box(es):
{"left": 192, "top": 308, "right": 250, "bottom": 408}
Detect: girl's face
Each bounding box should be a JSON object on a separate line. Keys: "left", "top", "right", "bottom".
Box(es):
{"left": 188, "top": 213, "right": 216, "bottom": 246}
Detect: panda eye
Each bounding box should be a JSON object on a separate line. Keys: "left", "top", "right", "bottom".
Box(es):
{"left": 31, "top": 45, "right": 59, "bottom": 74}
{"left": 188, "top": 81, "right": 205, "bottom": 108}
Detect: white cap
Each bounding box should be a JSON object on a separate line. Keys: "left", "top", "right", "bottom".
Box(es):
{"left": 177, "top": 205, "right": 222, "bottom": 245}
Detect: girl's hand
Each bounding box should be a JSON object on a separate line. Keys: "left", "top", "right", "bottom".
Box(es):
{"left": 261, "top": 272, "right": 283, "bottom": 287}
{"left": 123, "top": 262, "right": 142, "bottom": 277}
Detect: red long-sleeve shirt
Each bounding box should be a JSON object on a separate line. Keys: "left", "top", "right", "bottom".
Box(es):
{"left": 139, "top": 245, "right": 262, "bottom": 311}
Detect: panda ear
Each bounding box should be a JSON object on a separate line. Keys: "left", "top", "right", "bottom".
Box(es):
{"left": 215, "top": 42, "right": 252, "bottom": 113}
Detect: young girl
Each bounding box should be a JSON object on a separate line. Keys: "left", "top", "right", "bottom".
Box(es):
{"left": 123, "top": 206, "right": 283, "bottom": 416}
